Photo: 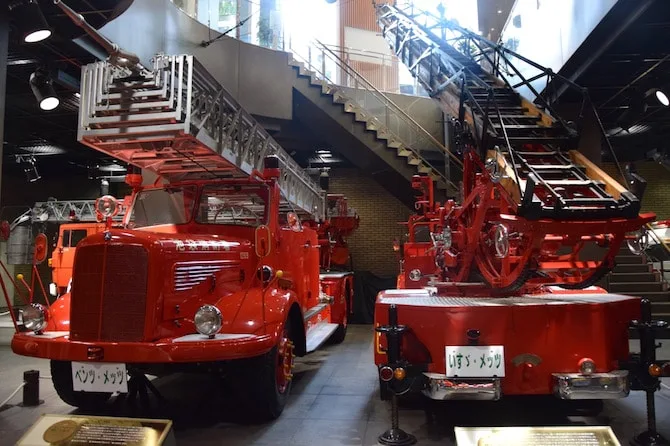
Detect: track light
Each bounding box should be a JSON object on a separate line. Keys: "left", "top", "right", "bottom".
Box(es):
{"left": 29, "top": 68, "right": 60, "bottom": 111}
{"left": 647, "top": 88, "right": 669, "bottom": 107}
{"left": 10, "top": 0, "right": 52, "bottom": 43}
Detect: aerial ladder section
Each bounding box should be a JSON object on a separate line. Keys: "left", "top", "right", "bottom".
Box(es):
{"left": 375, "top": 4, "right": 655, "bottom": 291}
{"left": 377, "top": 4, "right": 641, "bottom": 220}
{"left": 56, "top": 0, "right": 325, "bottom": 221}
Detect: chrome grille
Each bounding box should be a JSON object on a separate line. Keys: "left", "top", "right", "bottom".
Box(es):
{"left": 70, "top": 244, "right": 148, "bottom": 342}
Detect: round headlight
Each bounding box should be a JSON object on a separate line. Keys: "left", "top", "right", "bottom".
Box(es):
{"left": 408, "top": 269, "right": 422, "bottom": 282}
{"left": 96, "top": 195, "right": 119, "bottom": 218}
{"left": 579, "top": 358, "right": 596, "bottom": 375}
{"left": 194, "top": 304, "right": 222, "bottom": 337}
{"left": 493, "top": 224, "right": 509, "bottom": 258}
{"left": 22, "top": 303, "right": 48, "bottom": 333}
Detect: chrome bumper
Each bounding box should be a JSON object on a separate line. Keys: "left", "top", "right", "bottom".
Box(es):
{"left": 422, "top": 373, "right": 501, "bottom": 401}
{"left": 552, "top": 370, "right": 629, "bottom": 400}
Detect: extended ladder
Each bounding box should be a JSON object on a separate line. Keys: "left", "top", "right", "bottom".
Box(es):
{"left": 78, "top": 54, "right": 326, "bottom": 220}
{"left": 376, "top": 4, "right": 641, "bottom": 219}
{"left": 31, "top": 200, "right": 126, "bottom": 223}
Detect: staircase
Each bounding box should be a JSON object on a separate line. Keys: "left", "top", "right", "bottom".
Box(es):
{"left": 287, "top": 42, "right": 460, "bottom": 205}
{"left": 606, "top": 250, "right": 670, "bottom": 321}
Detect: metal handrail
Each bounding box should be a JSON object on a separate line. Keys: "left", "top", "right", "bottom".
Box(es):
{"left": 315, "top": 40, "right": 462, "bottom": 168}
{"left": 647, "top": 222, "right": 670, "bottom": 256}
{"left": 289, "top": 40, "right": 461, "bottom": 192}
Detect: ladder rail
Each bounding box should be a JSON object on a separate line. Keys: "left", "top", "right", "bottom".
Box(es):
{"left": 381, "top": 3, "right": 628, "bottom": 188}
{"left": 31, "top": 200, "right": 126, "bottom": 223}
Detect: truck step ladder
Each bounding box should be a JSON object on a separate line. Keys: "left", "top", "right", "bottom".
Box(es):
{"left": 78, "top": 55, "right": 326, "bottom": 220}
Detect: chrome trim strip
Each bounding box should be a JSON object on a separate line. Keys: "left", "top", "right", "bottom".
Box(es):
{"left": 552, "top": 370, "right": 629, "bottom": 400}
{"left": 422, "top": 373, "right": 502, "bottom": 401}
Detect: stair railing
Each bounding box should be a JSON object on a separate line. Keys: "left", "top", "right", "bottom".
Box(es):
{"left": 381, "top": 4, "right": 629, "bottom": 189}
{"left": 289, "top": 39, "right": 461, "bottom": 193}
{"left": 644, "top": 223, "right": 670, "bottom": 286}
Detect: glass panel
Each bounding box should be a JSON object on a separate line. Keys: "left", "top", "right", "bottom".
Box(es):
{"left": 129, "top": 186, "right": 198, "bottom": 228}
{"left": 69, "top": 230, "right": 88, "bottom": 247}
{"left": 196, "top": 184, "right": 269, "bottom": 227}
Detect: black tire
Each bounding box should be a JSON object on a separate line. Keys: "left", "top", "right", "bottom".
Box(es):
{"left": 236, "top": 320, "right": 294, "bottom": 421}
{"left": 51, "top": 360, "right": 112, "bottom": 409}
{"left": 329, "top": 285, "right": 350, "bottom": 345}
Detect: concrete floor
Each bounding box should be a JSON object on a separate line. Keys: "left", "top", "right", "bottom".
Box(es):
{"left": 1, "top": 325, "right": 669, "bottom": 445}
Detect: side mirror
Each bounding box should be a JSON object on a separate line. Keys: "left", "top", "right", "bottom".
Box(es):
{"left": 255, "top": 225, "right": 272, "bottom": 258}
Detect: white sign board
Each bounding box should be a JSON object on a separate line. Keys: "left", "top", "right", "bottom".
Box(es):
{"left": 72, "top": 362, "right": 128, "bottom": 393}
{"left": 445, "top": 345, "right": 505, "bottom": 378}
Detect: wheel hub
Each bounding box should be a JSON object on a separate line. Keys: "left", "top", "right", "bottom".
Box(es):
{"left": 276, "top": 337, "right": 295, "bottom": 393}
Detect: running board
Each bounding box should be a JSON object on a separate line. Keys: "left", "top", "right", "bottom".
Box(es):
{"left": 305, "top": 322, "right": 339, "bottom": 353}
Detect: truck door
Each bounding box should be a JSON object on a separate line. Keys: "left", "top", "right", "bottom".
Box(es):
{"left": 52, "top": 227, "right": 89, "bottom": 290}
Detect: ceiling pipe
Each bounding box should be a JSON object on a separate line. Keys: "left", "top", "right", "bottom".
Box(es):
{"left": 52, "top": 0, "right": 147, "bottom": 74}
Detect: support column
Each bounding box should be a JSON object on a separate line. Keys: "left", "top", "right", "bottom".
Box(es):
{"left": 0, "top": 12, "right": 9, "bottom": 207}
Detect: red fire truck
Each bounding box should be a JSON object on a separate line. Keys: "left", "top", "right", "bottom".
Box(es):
{"left": 372, "top": 6, "right": 670, "bottom": 441}
{"left": 8, "top": 9, "right": 356, "bottom": 420}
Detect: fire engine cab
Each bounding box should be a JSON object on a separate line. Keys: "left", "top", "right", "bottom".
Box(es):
{"left": 8, "top": 39, "right": 355, "bottom": 420}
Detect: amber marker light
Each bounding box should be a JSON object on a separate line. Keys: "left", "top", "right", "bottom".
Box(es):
{"left": 394, "top": 367, "right": 406, "bottom": 381}
{"left": 649, "top": 364, "right": 662, "bottom": 377}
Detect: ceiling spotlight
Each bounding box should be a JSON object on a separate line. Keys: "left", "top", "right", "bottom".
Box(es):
{"left": 497, "top": 9, "right": 503, "bottom": 14}
{"left": 29, "top": 68, "right": 60, "bottom": 111}
{"left": 649, "top": 89, "right": 669, "bottom": 107}
{"left": 10, "top": 0, "right": 53, "bottom": 43}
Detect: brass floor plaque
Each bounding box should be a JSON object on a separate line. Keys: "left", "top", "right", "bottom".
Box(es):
{"left": 455, "top": 426, "right": 621, "bottom": 446}
{"left": 17, "top": 414, "right": 175, "bottom": 446}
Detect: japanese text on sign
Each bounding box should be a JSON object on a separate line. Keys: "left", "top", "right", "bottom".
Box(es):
{"left": 445, "top": 345, "right": 505, "bottom": 378}
{"left": 72, "top": 362, "right": 129, "bottom": 393}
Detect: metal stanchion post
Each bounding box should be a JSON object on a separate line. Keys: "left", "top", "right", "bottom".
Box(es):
{"left": 21, "top": 370, "right": 42, "bottom": 407}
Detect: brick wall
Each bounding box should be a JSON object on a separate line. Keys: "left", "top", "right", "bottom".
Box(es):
{"left": 603, "top": 161, "right": 670, "bottom": 219}
{"left": 328, "top": 168, "right": 412, "bottom": 277}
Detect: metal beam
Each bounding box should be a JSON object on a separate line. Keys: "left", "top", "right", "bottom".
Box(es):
{"left": 555, "top": 0, "right": 655, "bottom": 100}
{"left": 0, "top": 13, "right": 8, "bottom": 207}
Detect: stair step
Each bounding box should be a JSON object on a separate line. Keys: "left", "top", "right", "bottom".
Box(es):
{"left": 652, "top": 302, "right": 670, "bottom": 315}
{"left": 475, "top": 107, "right": 529, "bottom": 114}
{"left": 615, "top": 255, "right": 647, "bottom": 265}
{"left": 490, "top": 114, "right": 542, "bottom": 123}
{"left": 618, "top": 291, "right": 670, "bottom": 301}
{"left": 612, "top": 264, "right": 652, "bottom": 273}
{"left": 608, "top": 282, "right": 666, "bottom": 293}
{"left": 499, "top": 136, "right": 574, "bottom": 145}
{"left": 608, "top": 272, "right": 659, "bottom": 283}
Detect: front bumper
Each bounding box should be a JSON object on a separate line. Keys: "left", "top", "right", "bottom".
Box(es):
{"left": 422, "top": 373, "right": 502, "bottom": 401}
{"left": 552, "top": 370, "right": 630, "bottom": 400}
{"left": 11, "top": 331, "right": 275, "bottom": 363}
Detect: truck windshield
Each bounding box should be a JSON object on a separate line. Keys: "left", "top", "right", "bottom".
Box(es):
{"left": 128, "top": 185, "right": 197, "bottom": 228}
{"left": 196, "top": 184, "right": 269, "bottom": 227}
